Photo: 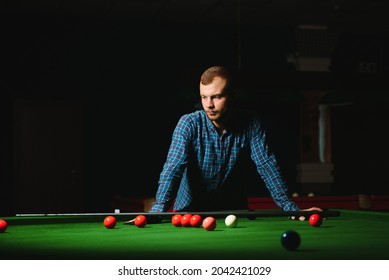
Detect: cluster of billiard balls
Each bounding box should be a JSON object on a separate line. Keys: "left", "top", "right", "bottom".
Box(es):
{"left": 281, "top": 213, "right": 323, "bottom": 251}
{"left": 171, "top": 213, "right": 238, "bottom": 231}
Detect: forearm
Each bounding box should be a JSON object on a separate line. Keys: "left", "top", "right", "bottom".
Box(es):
{"left": 149, "top": 181, "right": 175, "bottom": 213}
{"left": 260, "top": 166, "right": 300, "bottom": 211}
{"left": 268, "top": 182, "right": 300, "bottom": 211}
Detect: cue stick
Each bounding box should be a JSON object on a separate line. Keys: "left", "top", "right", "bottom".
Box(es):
{"left": 15, "top": 209, "right": 341, "bottom": 224}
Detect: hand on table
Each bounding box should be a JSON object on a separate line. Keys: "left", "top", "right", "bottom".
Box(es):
{"left": 290, "top": 207, "right": 323, "bottom": 221}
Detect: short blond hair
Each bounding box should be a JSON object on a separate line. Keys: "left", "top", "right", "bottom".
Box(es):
{"left": 200, "top": 66, "right": 235, "bottom": 94}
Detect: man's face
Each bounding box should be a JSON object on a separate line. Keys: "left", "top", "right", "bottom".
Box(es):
{"left": 199, "top": 76, "right": 230, "bottom": 124}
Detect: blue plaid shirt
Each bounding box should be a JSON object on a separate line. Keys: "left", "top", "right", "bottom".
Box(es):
{"left": 150, "top": 109, "right": 299, "bottom": 212}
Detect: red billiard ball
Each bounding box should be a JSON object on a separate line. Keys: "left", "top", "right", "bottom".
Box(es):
{"left": 0, "top": 219, "right": 8, "bottom": 233}
{"left": 190, "top": 214, "right": 202, "bottom": 227}
{"left": 103, "top": 216, "right": 117, "bottom": 229}
{"left": 202, "top": 216, "right": 216, "bottom": 231}
{"left": 181, "top": 214, "right": 193, "bottom": 227}
{"left": 171, "top": 214, "right": 183, "bottom": 227}
{"left": 134, "top": 215, "right": 147, "bottom": 228}
{"left": 309, "top": 214, "right": 322, "bottom": 227}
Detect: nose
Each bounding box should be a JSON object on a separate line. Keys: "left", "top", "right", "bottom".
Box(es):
{"left": 205, "top": 98, "right": 214, "bottom": 108}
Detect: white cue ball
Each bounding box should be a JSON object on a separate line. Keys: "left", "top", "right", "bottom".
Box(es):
{"left": 225, "top": 214, "right": 238, "bottom": 228}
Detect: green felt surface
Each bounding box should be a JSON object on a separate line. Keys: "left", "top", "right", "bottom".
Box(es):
{"left": 1, "top": 210, "right": 389, "bottom": 260}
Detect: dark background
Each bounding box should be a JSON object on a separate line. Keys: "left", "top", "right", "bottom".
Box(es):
{"left": 1, "top": 1, "right": 388, "bottom": 214}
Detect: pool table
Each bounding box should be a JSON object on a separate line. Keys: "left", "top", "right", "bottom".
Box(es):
{"left": 1, "top": 209, "right": 388, "bottom": 260}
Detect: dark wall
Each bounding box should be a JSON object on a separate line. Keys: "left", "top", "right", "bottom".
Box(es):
{"left": 330, "top": 32, "right": 389, "bottom": 195}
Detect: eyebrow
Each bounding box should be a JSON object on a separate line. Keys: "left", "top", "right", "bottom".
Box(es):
{"left": 200, "top": 92, "right": 226, "bottom": 97}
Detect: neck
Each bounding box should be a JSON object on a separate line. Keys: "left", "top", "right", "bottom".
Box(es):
{"left": 213, "top": 121, "right": 226, "bottom": 135}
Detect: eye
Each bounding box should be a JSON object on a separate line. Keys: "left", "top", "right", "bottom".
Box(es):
{"left": 212, "top": 94, "right": 223, "bottom": 100}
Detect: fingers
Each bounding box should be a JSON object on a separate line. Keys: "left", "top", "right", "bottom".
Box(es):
{"left": 289, "top": 207, "right": 323, "bottom": 221}
{"left": 307, "top": 207, "right": 323, "bottom": 212}
{"left": 123, "top": 216, "right": 163, "bottom": 225}
{"left": 289, "top": 216, "right": 307, "bottom": 221}
{"left": 123, "top": 218, "right": 135, "bottom": 225}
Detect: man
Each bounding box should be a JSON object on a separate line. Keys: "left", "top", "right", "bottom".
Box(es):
{"left": 150, "top": 66, "right": 321, "bottom": 218}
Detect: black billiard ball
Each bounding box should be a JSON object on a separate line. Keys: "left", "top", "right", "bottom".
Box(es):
{"left": 281, "top": 230, "right": 301, "bottom": 251}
